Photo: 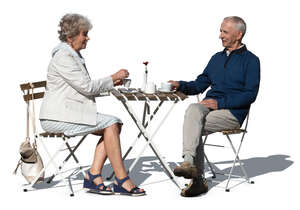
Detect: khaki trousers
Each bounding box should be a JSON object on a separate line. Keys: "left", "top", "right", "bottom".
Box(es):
{"left": 183, "top": 103, "right": 240, "bottom": 175}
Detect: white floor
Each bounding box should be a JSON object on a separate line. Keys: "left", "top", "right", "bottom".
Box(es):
{"left": 6, "top": 104, "right": 299, "bottom": 209}
{"left": 2, "top": 0, "right": 300, "bottom": 209}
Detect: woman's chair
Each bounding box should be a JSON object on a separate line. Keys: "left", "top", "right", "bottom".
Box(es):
{"left": 20, "top": 81, "right": 87, "bottom": 196}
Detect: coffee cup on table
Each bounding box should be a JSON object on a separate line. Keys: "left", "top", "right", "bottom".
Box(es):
{"left": 160, "top": 82, "right": 172, "bottom": 92}
{"left": 123, "top": 79, "right": 131, "bottom": 89}
{"left": 145, "top": 82, "right": 156, "bottom": 94}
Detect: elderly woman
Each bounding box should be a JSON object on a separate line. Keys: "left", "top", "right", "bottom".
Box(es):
{"left": 39, "top": 13, "right": 145, "bottom": 196}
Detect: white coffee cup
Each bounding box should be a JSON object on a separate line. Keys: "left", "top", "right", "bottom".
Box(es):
{"left": 160, "top": 82, "right": 172, "bottom": 91}
{"left": 123, "top": 79, "right": 131, "bottom": 88}
{"left": 145, "top": 82, "right": 156, "bottom": 94}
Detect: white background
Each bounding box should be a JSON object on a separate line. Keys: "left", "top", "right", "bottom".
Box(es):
{"left": 1, "top": 0, "right": 299, "bottom": 209}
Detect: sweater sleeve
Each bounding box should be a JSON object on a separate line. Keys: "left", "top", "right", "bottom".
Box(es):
{"left": 53, "top": 51, "right": 114, "bottom": 96}
{"left": 217, "top": 56, "right": 260, "bottom": 109}
{"left": 177, "top": 59, "right": 212, "bottom": 95}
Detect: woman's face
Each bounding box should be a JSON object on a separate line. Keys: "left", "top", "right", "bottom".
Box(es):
{"left": 68, "top": 30, "right": 90, "bottom": 52}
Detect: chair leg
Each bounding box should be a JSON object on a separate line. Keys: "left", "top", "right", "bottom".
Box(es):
{"left": 64, "top": 138, "right": 86, "bottom": 179}
{"left": 225, "top": 134, "right": 251, "bottom": 191}
{"left": 204, "top": 152, "right": 216, "bottom": 178}
{"left": 47, "top": 135, "right": 87, "bottom": 184}
{"left": 43, "top": 137, "right": 75, "bottom": 196}
{"left": 24, "top": 136, "right": 74, "bottom": 196}
{"left": 204, "top": 132, "right": 253, "bottom": 192}
{"left": 203, "top": 136, "right": 217, "bottom": 178}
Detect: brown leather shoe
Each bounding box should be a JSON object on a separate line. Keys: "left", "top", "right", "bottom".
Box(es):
{"left": 180, "top": 176, "right": 208, "bottom": 197}
{"left": 173, "top": 162, "right": 198, "bottom": 179}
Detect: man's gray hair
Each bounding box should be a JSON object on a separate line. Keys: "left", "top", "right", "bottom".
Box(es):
{"left": 58, "top": 13, "right": 93, "bottom": 42}
{"left": 224, "top": 16, "right": 246, "bottom": 38}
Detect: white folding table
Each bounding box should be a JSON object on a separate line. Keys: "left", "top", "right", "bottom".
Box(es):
{"left": 107, "top": 88, "right": 188, "bottom": 189}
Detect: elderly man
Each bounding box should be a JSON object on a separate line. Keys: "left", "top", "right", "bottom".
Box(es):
{"left": 169, "top": 16, "right": 260, "bottom": 197}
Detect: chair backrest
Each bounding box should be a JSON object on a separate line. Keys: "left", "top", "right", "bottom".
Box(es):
{"left": 20, "top": 81, "right": 46, "bottom": 102}
{"left": 243, "top": 109, "right": 250, "bottom": 131}
{"left": 20, "top": 80, "right": 63, "bottom": 137}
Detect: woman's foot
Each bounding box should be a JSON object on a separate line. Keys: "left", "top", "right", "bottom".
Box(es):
{"left": 85, "top": 172, "right": 112, "bottom": 191}
{"left": 113, "top": 176, "right": 145, "bottom": 196}
{"left": 83, "top": 170, "right": 113, "bottom": 194}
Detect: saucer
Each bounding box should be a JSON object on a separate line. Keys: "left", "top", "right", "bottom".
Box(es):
{"left": 141, "top": 90, "right": 156, "bottom": 94}
{"left": 119, "top": 88, "right": 139, "bottom": 94}
{"left": 158, "top": 88, "right": 175, "bottom": 93}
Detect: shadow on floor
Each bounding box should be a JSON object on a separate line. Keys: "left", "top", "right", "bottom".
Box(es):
{"left": 203, "top": 154, "right": 293, "bottom": 190}
{"left": 31, "top": 154, "right": 293, "bottom": 191}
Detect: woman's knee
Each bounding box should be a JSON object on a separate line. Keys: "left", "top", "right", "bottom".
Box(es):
{"left": 117, "top": 123, "right": 122, "bottom": 134}
{"left": 107, "top": 122, "right": 122, "bottom": 134}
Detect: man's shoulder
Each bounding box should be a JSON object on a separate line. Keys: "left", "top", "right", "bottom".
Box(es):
{"left": 208, "top": 47, "right": 260, "bottom": 63}
{"left": 244, "top": 48, "right": 259, "bottom": 60}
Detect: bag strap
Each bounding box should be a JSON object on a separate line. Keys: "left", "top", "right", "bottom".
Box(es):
{"left": 13, "top": 159, "right": 22, "bottom": 175}
{"left": 13, "top": 84, "right": 38, "bottom": 174}
{"left": 25, "top": 90, "right": 30, "bottom": 143}
{"left": 29, "top": 83, "right": 37, "bottom": 149}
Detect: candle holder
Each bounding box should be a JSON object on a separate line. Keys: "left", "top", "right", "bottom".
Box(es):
{"left": 142, "top": 61, "right": 149, "bottom": 91}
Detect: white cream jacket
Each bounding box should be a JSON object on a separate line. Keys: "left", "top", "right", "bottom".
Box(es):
{"left": 39, "top": 42, "right": 113, "bottom": 125}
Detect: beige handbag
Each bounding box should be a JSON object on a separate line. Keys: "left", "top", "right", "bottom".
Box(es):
{"left": 14, "top": 84, "right": 44, "bottom": 183}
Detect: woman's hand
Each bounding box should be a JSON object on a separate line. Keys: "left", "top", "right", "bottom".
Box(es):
{"left": 113, "top": 79, "right": 123, "bottom": 86}
{"left": 111, "top": 69, "right": 129, "bottom": 82}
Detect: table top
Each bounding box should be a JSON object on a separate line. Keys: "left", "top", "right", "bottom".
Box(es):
{"left": 111, "top": 88, "right": 188, "bottom": 101}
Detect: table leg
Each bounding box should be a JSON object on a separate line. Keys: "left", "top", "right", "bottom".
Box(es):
{"left": 106, "top": 101, "right": 164, "bottom": 180}
{"left": 121, "top": 100, "right": 182, "bottom": 189}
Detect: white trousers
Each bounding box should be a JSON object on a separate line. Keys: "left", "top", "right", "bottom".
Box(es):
{"left": 183, "top": 103, "right": 240, "bottom": 174}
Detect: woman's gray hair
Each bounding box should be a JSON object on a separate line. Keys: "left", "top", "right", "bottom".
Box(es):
{"left": 224, "top": 16, "right": 246, "bottom": 38}
{"left": 58, "top": 13, "right": 93, "bottom": 42}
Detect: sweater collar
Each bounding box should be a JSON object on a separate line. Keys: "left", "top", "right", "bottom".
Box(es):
{"left": 51, "top": 42, "right": 85, "bottom": 65}
{"left": 222, "top": 44, "right": 247, "bottom": 56}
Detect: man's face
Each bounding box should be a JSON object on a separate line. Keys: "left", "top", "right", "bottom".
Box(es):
{"left": 219, "top": 20, "right": 242, "bottom": 49}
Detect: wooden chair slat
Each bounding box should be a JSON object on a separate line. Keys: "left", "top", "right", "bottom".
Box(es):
{"left": 23, "top": 92, "right": 45, "bottom": 101}
{"left": 222, "top": 129, "right": 246, "bottom": 135}
{"left": 40, "top": 132, "right": 65, "bottom": 138}
{"left": 20, "top": 81, "right": 46, "bottom": 91}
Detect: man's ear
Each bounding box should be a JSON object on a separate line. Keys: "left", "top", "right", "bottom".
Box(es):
{"left": 237, "top": 31, "right": 243, "bottom": 41}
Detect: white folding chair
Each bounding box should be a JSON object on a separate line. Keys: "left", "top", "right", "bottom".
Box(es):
{"left": 20, "top": 81, "right": 87, "bottom": 196}
{"left": 202, "top": 111, "right": 255, "bottom": 192}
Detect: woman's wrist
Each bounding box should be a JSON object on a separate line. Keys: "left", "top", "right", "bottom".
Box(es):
{"left": 111, "top": 73, "right": 119, "bottom": 81}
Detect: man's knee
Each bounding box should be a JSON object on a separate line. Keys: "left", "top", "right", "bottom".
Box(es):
{"left": 185, "top": 103, "right": 209, "bottom": 119}
{"left": 204, "top": 110, "right": 240, "bottom": 132}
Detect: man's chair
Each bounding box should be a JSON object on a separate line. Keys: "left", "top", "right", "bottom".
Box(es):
{"left": 196, "top": 95, "right": 254, "bottom": 192}
{"left": 20, "top": 81, "right": 87, "bottom": 196}
{"left": 202, "top": 111, "right": 255, "bottom": 192}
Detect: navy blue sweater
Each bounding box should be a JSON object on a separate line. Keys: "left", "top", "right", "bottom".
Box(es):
{"left": 178, "top": 45, "right": 260, "bottom": 125}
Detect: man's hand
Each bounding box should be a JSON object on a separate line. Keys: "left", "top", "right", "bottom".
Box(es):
{"left": 168, "top": 80, "right": 179, "bottom": 90}
{"left": 199, "top": 99, "right": 218, "bottom": 110}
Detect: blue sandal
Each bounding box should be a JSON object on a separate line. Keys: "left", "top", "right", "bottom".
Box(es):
{"left": 83, "top": 171, "right": 114, "bottom": 195}
{"left": 113, "top": 176, "right": 146, "bottom": 196}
